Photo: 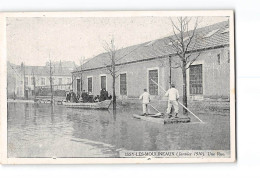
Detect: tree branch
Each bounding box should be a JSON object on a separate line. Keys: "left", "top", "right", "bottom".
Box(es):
{"left": 184, "top": 17, "right": 199, "bottom": 53}
{"left": 169, "top": 17, "right": 182, "bottom": 43}
{"left": 186, "top": 51, "right": 201, "bottom": 69}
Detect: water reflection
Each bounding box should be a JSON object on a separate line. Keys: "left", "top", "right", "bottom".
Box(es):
{"left": 33, "top": 104, "right": 37, "bottom": 126}
{"left": 50, "top": 104, "right": 55, "bottom": 123}
{"left": 7, "top": 102, "right": 230, "bottom": 158}
{"left": 147, "top": 126, "right": 160, "bottom": 150}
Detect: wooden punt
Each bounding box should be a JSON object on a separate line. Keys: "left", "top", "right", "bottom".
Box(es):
{"left": 63, "top": 100, "right": 112, "bottom": 110}
{"left": 133, "top": 114, "right": 190, "bottom": 124}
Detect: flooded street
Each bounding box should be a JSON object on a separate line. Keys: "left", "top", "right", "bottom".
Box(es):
{"left": 7, "top": 102, "right": 230, "bottom": 158}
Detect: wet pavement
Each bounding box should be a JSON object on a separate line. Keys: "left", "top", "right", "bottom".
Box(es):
{"left": 7, "top": 102, "right": 230, "bottom": 158}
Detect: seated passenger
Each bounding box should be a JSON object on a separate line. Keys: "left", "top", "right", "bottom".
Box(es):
{"left": 94, "top": 95, "right": 100, "bottom": 102}
{"left": 99, "top": 88, "right": 109, "bottom": 102}
{"left": 81, "top": 90, "right": 88, "bottom": 103}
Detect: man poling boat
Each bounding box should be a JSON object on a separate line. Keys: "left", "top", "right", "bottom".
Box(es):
{"left": 150, "top": 79, "right": 204, "bottom": 123}
{"left": 164, "top": 83, "right": 180, "bottom": 118}
{"left": 139, "top": 88, "right": 151, "bottom": 116}
{"left": 139, "top": 88, "right": 164, "bottom": 116}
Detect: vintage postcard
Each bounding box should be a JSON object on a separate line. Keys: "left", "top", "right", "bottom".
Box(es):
{"left": 0, "top": 11, "right": 235, "bottom": 164}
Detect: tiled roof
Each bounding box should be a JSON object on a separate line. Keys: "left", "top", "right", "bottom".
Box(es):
{"left": 75, "top": 21, "right": 230, "bottom": 72}
{"left": 8, "top": 61, "right": 76, "bottom": 76}
{"left": 8, "top": 65, "right": 73, "bottom": 76}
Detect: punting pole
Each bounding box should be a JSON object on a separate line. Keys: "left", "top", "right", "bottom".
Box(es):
{"left": 149, "top": 104, "right": 162, "bottom": 114}
{"left": 150, "top": 79, "right": 204, "bottom": 123}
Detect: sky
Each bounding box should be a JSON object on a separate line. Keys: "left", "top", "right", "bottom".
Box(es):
{"left": 6, "top": 16, "right": 228, "bottom": 66}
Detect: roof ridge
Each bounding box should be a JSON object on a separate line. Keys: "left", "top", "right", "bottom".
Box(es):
{"left": 77, "top": 20, "right": 229, "bottom": 72}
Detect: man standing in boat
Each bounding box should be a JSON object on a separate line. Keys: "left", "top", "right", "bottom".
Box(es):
{"left": 66, "top": 91, "right": 71, "bottom": 102}
{"left": 165, "top": 83, "right": 179, "bottom": 118}
{"left": 139, "top": 89, "right": 150, "bottom": 116}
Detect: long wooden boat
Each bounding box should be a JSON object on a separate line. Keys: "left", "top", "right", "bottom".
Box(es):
{"left": 133, "top": 114, "right": 190, "bottom": 124}
{"left": 63, "top": 100, "right": 112, "bottom": 110}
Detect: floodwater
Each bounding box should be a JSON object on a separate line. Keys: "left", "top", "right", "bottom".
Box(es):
{"left": 7, "top": 102, "right": 230, "bottom": 158}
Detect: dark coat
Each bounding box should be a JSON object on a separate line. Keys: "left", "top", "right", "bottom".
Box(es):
{"left": 81, "top": 92, "right": 89, "bottom": 102}
{"left": 66, "top": 93, "right": 71, "bottom": 102}
{"left": 99, "top": 89, "right": 108, "bottom": 102}
{"left": 70, "top": 92, "right": 78, "bottom": 103}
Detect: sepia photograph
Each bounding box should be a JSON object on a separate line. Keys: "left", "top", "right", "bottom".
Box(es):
{"left": 0, "top": 11, "right": 235, "bottom": 164}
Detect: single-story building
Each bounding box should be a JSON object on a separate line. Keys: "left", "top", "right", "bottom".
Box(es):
{"left": 72, "top": 21, "right": 230, "bottom": 101}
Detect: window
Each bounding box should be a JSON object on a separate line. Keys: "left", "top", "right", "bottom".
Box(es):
{"left": 25, "top": 77, "right": 28, "bottom": 86}
{"left": 168, "top": 36, "right": 190, "bottom": 46}
{"left": 88, "top": 77, "right": 93, "bottom": 93}
{"left": 217, "top": 54, "right": 221, "bottom": 65}
{"left": 100, "top": 75, "right": 107, "bottom": 90}
{"left": 189, "top": 64, "right": 203, "bottom": 95}
{"left": 76, "top": 79, "right": 81, "bottom": 93}
{"left": 145, "top": 40, "right": 157, "bottom": 47}
{"left": 67, "top": 78, "right": 71, "bottom": 84}
{"left": 176, "top": 36, "right": 190, "bottom": 42}
{"left": 148, "top": 69, "right": 159, "bottom": 95}
{"left": 58, "top": 78, "right": 62, "bottom": 85}
{"left": 120, "top": 73, "right": 127, "bottom": 95}
{"left": 203, "top": 29, "right": 219, "bottom": 38}
{"left": 31, "top": 77, "right": 35, "bottom": 85}
{"left": 41, "top": 78, "right": 45, "bottom": 85}
{"left": 221, "top": 28, "right": 229, "bottom": 34}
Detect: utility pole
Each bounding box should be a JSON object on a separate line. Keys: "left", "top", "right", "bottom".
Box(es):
{"left": 32, "top": 70, "right": 36, "bottom": 100}
{"left": 22, "top": 62, "right": 26, "bottom": 99}
{"left": 169, "top": 55, "right": 172, "bottom": 87}
{"left": 80, "top": 57, "right": 83, "bottom": 93}
{"left": 49, "top": 54, "right": 54, "bottom": 104}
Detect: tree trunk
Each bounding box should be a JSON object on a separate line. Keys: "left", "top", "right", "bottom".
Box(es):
{"left": 169, "top": 56, "right": 172, "bottom": 87}
{"left": 182, "top": 63, "right": 188, "bottom": 115}
{"left": 33, "top": 77, "right": 36, "bottom": 101}
{"left": 49, "top": 61, "right": 54, "bottom": 105}
{"left": 112, "top": 58, "right": 116, "bottom": 110}
{"left": 112, "top": 75, "right": 116, "bottom": 110}
{"left": 50, "top": 79, "right": 53, "bottom": 104}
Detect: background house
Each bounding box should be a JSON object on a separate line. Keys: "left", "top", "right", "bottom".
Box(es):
{"left": 7, "top": 61, "right": 76, "bottom": 99}
{"left": 72, "top": 21, "right": 230, "bottom": 101}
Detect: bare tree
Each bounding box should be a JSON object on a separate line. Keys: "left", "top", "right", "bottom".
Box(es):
{"left": 103, "top": 38, "right": 138, "bottom": 110}
{"left": 22, "top": 62, "right": 27, "bottom": 99}
{"left": 31, "top": 69, "right": 36, "bottom": 100}
{"left": 49, "top": 58, "right": 54, "bottom": 104}
{"left": 79, "top": 57, "right": 85, "bottom": 93}
{"left": 168, "top": 17, "right": 201, "bottom": 115}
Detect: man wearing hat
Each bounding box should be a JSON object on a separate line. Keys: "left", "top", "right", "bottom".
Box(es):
{"left": 165, "top": 83, "right": 179, "bottom": 118}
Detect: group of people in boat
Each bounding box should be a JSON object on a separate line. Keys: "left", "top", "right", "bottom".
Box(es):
{"left": 66, "top": 88, "right": 112, "bottom": 103}
{"left": 66, "top": 83, "right": 178, "bottom": 118}
{"left": 139, "top": 84, "right": 179, "bottom": 118}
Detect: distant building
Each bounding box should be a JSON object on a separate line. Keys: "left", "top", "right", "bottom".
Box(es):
{"left": 72, "top": 21, "right": 230, "bottom": 101}
{"left": 7, "top": 61, "right": 76, "bottom": 99}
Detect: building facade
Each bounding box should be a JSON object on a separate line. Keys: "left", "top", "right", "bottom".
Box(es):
{"left": 72, "top": 21, "right": 231, "bottom": 101}
{"left": 7, "top": 61, "right": 76, "bottom": 99}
